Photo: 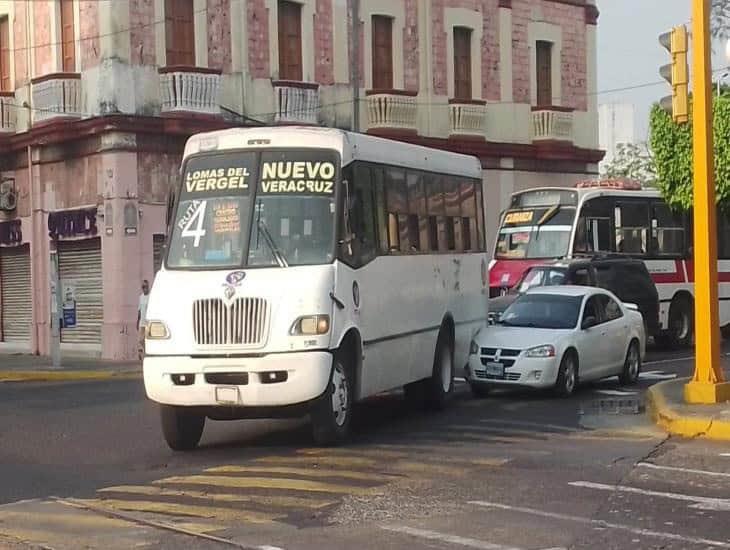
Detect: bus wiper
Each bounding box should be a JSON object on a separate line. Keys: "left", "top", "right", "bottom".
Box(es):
{"left": 257, "top": 219, "right": 289, "bottom": 268}
{"left": 533, "top": 204, "right": 561, "bottom": 244}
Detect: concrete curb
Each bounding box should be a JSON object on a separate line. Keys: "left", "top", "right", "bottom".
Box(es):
{"left": 646, "top": 378, "right": 730, "bottom": 441}
{"left": 0, "top": 370, "right": 142, "bottom": 383}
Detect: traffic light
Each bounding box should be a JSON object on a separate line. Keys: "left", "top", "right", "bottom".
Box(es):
{"left": 659, "top": 25, "right": 689, "bottom": 124}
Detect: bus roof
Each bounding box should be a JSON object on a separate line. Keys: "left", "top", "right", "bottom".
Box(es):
{"left": 184, "top": 126, "right": 483, "bottom": 179}
{"left": 510, "top": 185, "right": 661, "bottom": 206}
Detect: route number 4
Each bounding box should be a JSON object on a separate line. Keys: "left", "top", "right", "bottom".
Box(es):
{"left": 181, "top": 200, "right": 207, "bottom": 247}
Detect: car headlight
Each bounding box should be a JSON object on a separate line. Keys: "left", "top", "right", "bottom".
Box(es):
{"left": 524, "top": 344, "right": 555, "bottom": 358}
{"left": 290, "top": 315, "right": 330, "bottom": 335}
{"left": 469, "top": 340, "right": 479, "bottom": 355}
{"left": 146, "top": 321, "right": 170, "bottom": 340}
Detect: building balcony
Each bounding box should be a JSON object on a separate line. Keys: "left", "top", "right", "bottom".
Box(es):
{"left": 531, "top": 106, "right": 574, "bottom": 144}
{"left": 272, "top": 81, "right": 320, "bottom": 125}
{"left": 365, "top": 89, "right": 418, "bottom": 134}
{"left": 448, "top": 99, "right": 487, "bottom": 139}
{"left": 159, "top": 66, "right": 221, "bottom": 115}
{"left": 31, "top": 73, "right": 82, "bottom": 125}
{"left": 0, "top": 92, "right": 16, "bottom": 133}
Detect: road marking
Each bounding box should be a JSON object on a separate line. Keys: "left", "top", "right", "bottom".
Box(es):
{"left": 206, "top": 465, "right": 399, "bottom": 482}
{"left": 455, "top": 377, "right": 467, "bottom": 382}
{"left": 639, "top": 370, "right": 678, "bottom": 380}
{"left": 154, "top": 475, "right": 383, "bottom": 495}
{"left": 469, "top": 501, "right": 730, "bottom": 548}
{"left": 391, "top": 461, "right": 467, "bottom": 476}
{"left": 594, "top": 389, "right": 639, "bottom": 396}
{"left": 98, "top": 485, "right": 337, "bottom": 509}
{"left": 380, "top": 525, "right": 523, "bottom": 550}
{"left": 479, "top": 419, "right": 580, "bottom": 433}
{"left": 297, "top": 447, "right": 409, "bottom": 459}
{"left": 254, "top": 455, "right": 377, "bottom": 468}
{"left": 77, "top": 498, "right": 283, "bottom": 523}
{"left": 568, "top": 481, "right": 730, "bottom": 511}
{"left": 637, "top": 462, "right": 730, "bottom": 479}
{"left": 643, "top": 357, "right": 693, "bottom": 366}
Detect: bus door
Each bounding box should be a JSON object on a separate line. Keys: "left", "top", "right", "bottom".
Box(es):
{"left": 574, "top": 197, "right": 614, "bottom": 255}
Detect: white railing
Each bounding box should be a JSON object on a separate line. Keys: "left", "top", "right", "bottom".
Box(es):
{"left": 365, "top": 90, "right": 418, "bottom": 132}
{"left": 159, "top": 67, "right": 221, "bottom": 114}
{"left": 449, "top": 100, "right": 487, "bottom": 138}
{"left": 272, "top": 81, "right": 319, "bottom": 124}
{"left": 0, "top": 93, "right": 16, "bottom": 133}
{"left": 31, "top": 73, "right": 82, "bottom": 124}
{"left": 531, "top": 107, "right": 574, "bottom": 143}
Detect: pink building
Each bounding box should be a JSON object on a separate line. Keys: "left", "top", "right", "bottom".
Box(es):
{"left": 0, "top": 0, "right": 602, "bottom": 359}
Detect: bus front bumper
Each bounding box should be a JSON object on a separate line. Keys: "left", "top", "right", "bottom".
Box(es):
{"left": 143, "top": 352, "right": 333, "bottom": 408}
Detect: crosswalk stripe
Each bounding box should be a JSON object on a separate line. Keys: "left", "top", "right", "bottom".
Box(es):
{"left": 391, "top": 461, "right": 467, "bottom": 477}
{"left": 77, "top": 498, "right": 283, "bottom": 523}
{"left": 446, "top": 425, "right": 551, "bottom": 438}
{"left": 205, "top": 465, "right": 400, "bottom": 482}
{"left": 98, "top": 485, "right": 337, "bottom": 509}
{"left": 253, "top": 455, "right": 377, "bottom": 468}
{"left": 297, "top": 448, "right": 409, "bottom": 459}
{"left": 411, "top": 431, "right": 535, "bottom": 444}
{"left": 478, "top": 419, "right": 579, "bottom": 433}
{"left": 154, "top": 475, "right": 383, "bottom": 495}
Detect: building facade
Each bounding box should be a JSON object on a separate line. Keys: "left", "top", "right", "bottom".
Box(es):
{"left": 0, "top": 0, "right": 602, "bottom": 359}
{"left": 598, "top": 102, "right": 635, "bottom": 173}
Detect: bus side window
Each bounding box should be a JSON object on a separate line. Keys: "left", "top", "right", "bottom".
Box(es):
{"left": 351, "top": 163, "right": 378, "bottom": 265}
{"left": 615, "top": 201, "right": 649, "bottom": 256}
{"left": 575, "top": 197, "right": 613, "bottom": 253}
{"left": 651, "top": 203, "right": 685, "bottom": 257}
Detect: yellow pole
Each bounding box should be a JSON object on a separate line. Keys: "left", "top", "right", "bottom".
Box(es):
{"left": 684, "top": 0, "right": 730, "bottom": 404}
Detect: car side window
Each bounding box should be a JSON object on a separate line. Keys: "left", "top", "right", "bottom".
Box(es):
{"left": 603, "top": 295, "right": 623, "bottom": 321}
{"left": 570, "top": 267, "right": 590, "bottom": 286}
{"left": 582, "top": 295, "right": 604, "bottom": 325}
{"left": 594, "top": 265, "right": 613, "bottom": 290}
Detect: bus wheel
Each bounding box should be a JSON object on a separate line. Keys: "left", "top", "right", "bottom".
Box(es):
{"left": 665, "top": 295, "right": 694, "bottom": 349}
{"left": 426, "top": 334, "right": 454, "bottom": 410}
{"left": 311, "top": 357, "right": 352, "bottom": 445}
{"left": 160, "top": 405, "right": 205, "bottom": 451}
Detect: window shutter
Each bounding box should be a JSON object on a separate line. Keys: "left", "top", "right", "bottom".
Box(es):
{"left": 453, "top": 27, "right": 472, "bottom": 100}
{"left": 536, "top": 41, "right": 553, "bottom": 106}
{"left": 165, "top": 0, "right": 195, "bottom": 66}
{"left": 60, "top": 0, "right": 75, "bottom": 72}
{"left": 278, "top": 1, "right": 303, "bottom": 81}
{"left": 0, "top": 17, "right": 10, "bottom": 91}
{"left": 371, "top": 16, "right": 393, "bottom": 90}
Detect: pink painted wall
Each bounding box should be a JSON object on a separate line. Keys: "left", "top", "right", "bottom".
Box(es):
{"left": 33, "top": 2, "right": 52, "bottom": 76}
{"left": 247, "top": 0, "right": 270, "bottom": 78}
{"left": 12, "top": 4, "right": 28, "bottom": 85}
{"left": 129, "top": 0, "right": 156, "bottom": 65}
{"left": 80, "top": 1, "right": 101, "bottom": 69}
{"left": 315, "top": 0, "right": 334, "bottom": 85}
{"left": 403, "top": 0, "right": 420, "bottom": 92}
{"left": 208, "top": 0, "right": 232, "bottom": 72}
{"left": 510, "top": 0, "right": 588, "bottom": 110}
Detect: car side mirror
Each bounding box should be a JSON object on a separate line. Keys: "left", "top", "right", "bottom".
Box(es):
{"left": 582, "top": 316, "right": 597, "bottom": 330}
{"left": 623, "top": 302, "right": 639, "bottom": 312}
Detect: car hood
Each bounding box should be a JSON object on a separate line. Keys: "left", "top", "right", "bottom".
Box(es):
{"left": 488, "top": 294, "right": 519, "bottom": 314}
{"left": 475, "top": 325, "right": 574, "bottom": 350}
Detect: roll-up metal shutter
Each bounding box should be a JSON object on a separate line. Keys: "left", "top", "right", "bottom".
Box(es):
{"left": 0, "top": 244, "right": 32, "bottom": 343}
{"left": 59, "top": 238, "right": 102, "bottom": 345}
{"left": 153, "top": 234, "right": 165, "bottom": 274}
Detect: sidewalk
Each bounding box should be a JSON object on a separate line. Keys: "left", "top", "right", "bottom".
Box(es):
{"left": 0, "top": 353, "right": 142, "bottom": 383}
{"left": 646, "top": 376, "right": 730, "bottom": 441}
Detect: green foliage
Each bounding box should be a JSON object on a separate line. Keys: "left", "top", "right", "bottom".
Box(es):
{"left": 648, "top": 95, "right": 730, "bottom": 211}
{"left": 601, "top": 142, "right": 656, "bottom": 185}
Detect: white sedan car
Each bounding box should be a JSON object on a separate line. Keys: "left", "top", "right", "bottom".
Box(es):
{"left": 466, "top": 286, "right": 646, "bottom": 397}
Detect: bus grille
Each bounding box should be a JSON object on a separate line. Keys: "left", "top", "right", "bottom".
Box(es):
{"left": 192, "top": 298, "right": 269, "bottom": 347}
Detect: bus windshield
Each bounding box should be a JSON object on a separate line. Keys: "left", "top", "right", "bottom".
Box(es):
{"left": 166, "top": 150, "right": 338, "bottom": 269}
{"left": 494, "top": 206, "right": 576, "bottom": 260}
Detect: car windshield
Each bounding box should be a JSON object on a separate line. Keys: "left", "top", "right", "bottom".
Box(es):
{"left": 495, "top": 207, "right": 576, "bottom": 260}
{"left": 500, "top": 294, "right": 582, "bottom": 329}
{"left": 515, "top": 267, "right": 567, "bottom": 293}
{"left": 166, "top": 150, "right": 338, "bottom": 269}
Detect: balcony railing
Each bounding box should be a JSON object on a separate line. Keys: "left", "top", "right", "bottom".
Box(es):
{"left": 272, "top": 81, "right": 320, "bottom": 125}
{"left": 448, "top": 99, "right": 487, "bottom": 138}
{"left": 531, "top": 106, "right": 574, "bottom": 143}
{"left": 365, "top": 90, "right": 418, "bottom": 133}
{"left": 0, "top": 92, "right": 16, "bottom": 133}
{"left": 159, "top": 66, "right": 221, "bottom": 115}
{"left": 31, "top": 73, "right": 82, "bottom": 124}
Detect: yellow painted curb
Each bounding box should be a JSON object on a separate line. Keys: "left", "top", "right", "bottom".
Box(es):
{"left": 646, "top": 379, "right": 730, "bottom": 441}
{"left": 0, "top": 370, "right": 141, "bottom": 383}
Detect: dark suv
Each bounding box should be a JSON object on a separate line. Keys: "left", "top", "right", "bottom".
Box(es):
{"left": 488, "top": 256, "right": 660, "bottom": 338}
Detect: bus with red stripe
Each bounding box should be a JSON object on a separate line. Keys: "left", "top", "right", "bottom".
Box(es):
{"left": 489, "top": 178, "right": 730, "bottom": 347}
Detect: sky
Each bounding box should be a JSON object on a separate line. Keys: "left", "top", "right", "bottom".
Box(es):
{"left": 597, "top": 0, "right": 693, "bottom": 140}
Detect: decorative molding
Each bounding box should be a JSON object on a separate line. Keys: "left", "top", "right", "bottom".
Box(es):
{"left": 498, "top": 0, "right": 511, "bottom": 8}
{"left": 585, "top": 5, "right": 600, "bottom": 25}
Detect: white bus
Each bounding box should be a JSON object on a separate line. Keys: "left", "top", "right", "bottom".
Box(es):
{"left": 144, "top": 127, "right": 489, "bottom": 450}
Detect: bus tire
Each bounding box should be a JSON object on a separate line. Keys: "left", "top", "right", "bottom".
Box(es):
{"left": 425, "top": 333, "right": 454, "bottom": 410}
{"left": 310, "top": 356, "right": 352, "bottom": 446}
{"left": 160, "top": 405, "right": 205, "bottom": 451}
{"left": 664, "top": 295, "right": 694, "bottom": 349}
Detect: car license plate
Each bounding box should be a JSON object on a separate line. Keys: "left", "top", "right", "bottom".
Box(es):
{"left": 486, "top": 362, "right": 504, "bottom": 378}
{"left": 215, "top": 386, "right": 239, "bottom": 404}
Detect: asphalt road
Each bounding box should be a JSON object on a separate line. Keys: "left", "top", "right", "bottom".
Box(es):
{"left": 0, "top": 344, "right": 728, "bottom": 550}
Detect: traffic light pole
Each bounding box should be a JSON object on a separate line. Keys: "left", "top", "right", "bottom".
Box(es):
{"left": 685, "top": 0, "right": 730, "bottom": 404}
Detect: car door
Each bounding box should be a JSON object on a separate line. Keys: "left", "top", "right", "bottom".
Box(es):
{"left": 577, "top": 294, "right": 609, "bottom": 380}
{"left": 596, "top": 293, "right": 630, "bottom": 375}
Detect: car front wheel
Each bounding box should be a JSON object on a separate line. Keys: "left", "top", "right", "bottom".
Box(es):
{"left": 554, "top": 352, "right": 578, "bottom": 398}
{"left": 619, "top": 340, "right": 641, "bottom": 386}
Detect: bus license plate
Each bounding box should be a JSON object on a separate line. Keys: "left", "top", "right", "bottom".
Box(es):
{"left": 215, "top": 386, "right": 239, "bottom": 404}
{"left": 486, "top": 362, "right": 504, "bottom": 378}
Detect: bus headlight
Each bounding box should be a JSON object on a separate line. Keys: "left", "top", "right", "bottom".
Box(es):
{"left": 469, "top": 340, "right": 479, "bottom": 355}
{"left": 290, "top": 315, "right": 330, "bottom": 335}
{"left": 146, "top": 321, "right": 170, "bottom": 340}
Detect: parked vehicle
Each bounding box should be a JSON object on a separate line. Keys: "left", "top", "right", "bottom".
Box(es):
{"left": 488, "top": 256, "right": 660, "bottom": 340}
{"left": 467, "top": 286, "right": 646, "bottom": 398}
